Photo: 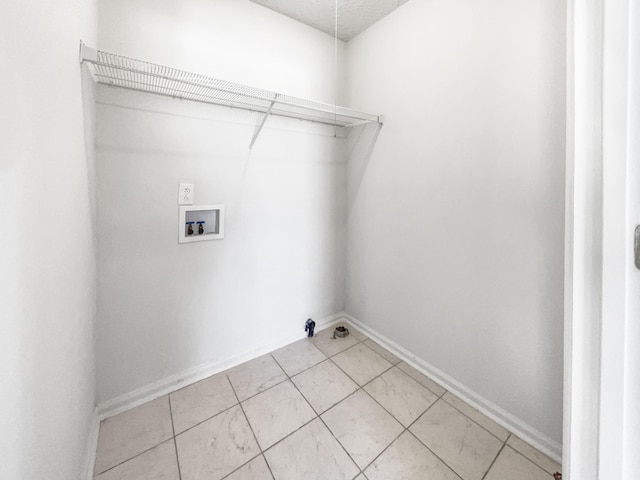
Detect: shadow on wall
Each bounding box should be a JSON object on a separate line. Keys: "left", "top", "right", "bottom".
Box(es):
{"left": 81, "top": 65, "right": 98, "bottom": 248}
{"left": 346, "top": 122, "right": 383, "bottom": 210}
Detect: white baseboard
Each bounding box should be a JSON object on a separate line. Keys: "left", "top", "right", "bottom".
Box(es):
{"left": 83, "top": 407, "right": 99, "bottom": 480}
{"left": 95, "top": 310, "right": 561, "bottom": 462}
{"left": 342, "top": 313, "right": 563, "bottom": 463}
{"left": 97, "top": 312, "right": 345, "bottom": 420}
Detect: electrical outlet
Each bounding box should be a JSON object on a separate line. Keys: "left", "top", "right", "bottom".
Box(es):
{"left": 178, "top": 183, "right": 194, "bottom": 205}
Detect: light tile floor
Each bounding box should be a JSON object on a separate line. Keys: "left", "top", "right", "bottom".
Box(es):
{"left": 93, "top": 323, "right": 562, "bottom": 480}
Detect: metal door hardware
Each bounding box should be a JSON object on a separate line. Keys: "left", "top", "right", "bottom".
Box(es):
{"left": 635, "top": 226, "right": 640, "bottom": 269}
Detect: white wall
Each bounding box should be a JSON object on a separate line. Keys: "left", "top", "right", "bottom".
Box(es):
{"left": 344, "top": 0, "right": 566, "bottom": 446}
{"left": 96, "top": 0, "right": 347, "bottom": 403}
{"left": 98, "top": 0, "right": 345, "bottom": 104}
{"left": 0, "top": 0, "right": 98, "bottom": 479}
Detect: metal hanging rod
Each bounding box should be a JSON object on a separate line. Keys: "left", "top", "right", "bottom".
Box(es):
{"left": 79, "top": 43, "right": 383, "bottom": 149}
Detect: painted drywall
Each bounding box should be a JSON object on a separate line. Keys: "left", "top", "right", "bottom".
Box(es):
{"left": 0, "top": 0, "right": 98, "bottom": 479}
{"left": 344, "top": 0, "right": 566, "bottom": 445}
{"left": 97, "top": 0, "right": 346, "bottom": 104}
{"left": 96, "top": 0, "right": 347, "bottom": 403}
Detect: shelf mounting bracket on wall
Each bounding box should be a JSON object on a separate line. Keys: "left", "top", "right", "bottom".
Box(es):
{"left": 249, "top": 95, "right": 278, "bottom": 149}
{"left": 78, "top": 42, "right": 383, "bottom": 147}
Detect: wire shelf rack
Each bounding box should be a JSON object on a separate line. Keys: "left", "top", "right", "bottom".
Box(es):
{"left": 80, "top": 43, "right": 382, "bottom": 144}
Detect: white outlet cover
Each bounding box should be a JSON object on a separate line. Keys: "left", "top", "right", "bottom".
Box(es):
{"left": 178, "top": 183, "right": 194, "bottom": 205}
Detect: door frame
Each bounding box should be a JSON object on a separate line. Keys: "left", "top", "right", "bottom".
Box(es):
{"left": 564, "top": 0, "right": 639, "bottom": 478}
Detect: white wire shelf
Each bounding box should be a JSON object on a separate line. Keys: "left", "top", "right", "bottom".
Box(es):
{"left": 79, "top": 43, "right": 382, "bottom": 147}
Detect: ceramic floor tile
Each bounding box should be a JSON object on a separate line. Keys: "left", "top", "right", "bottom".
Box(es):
{"left": 364, "top": 367, "right": 438, "bottom": 427}
{"left": 507, "top": 436, "right": 562, "bottom": 475}
{"left": 242, "top": 380, "right": 316, "bottom": 449}
{"left": 355, "top": 475, "right": 368, "bottom": 480}
{"left": 175, "top": 405, "right": 260, "bottom": 480}
{"left": 442, "top": 392, "right": 509, "bottom": 441}
{"left": 410, "top": 400, "right": 503, "bottom": 480}
{"left": 225, "top": 455, "right": 274, "bottom": 480}
{"left": 94, "top": 440, "right": 179, "bottom": 480}
{"left": 291, "top": 360, "right": 358, "bottom": 414}
{"left": 94, "top": 396, "right": 174, "bottom": 475}
{"left": 271, "top": 339, "right": 327, "bottom": 376}
{"left": 227, "top": 354, "right": 287, "bottom": 401}
{"left": 332, "top": 343, "right": 392, "bottom": 386}
{"left": 169, "top": 373, "right": 237, "bottom": 434}
{"left": 397, "top": 362, "right": 446, "bottom": 396}
{"left": 321, "top": 390, "right": 403, "bottom": 469}
{"left": 363, "top": 339, "right": 401, "bottom": 365}
{"left": 484, "top": 446, "right": 551, "bottom": 480}
{"left": 264, "top": 418, "right": 359, "bottom": 480}
{"left": 340, "top": 321, "right": 368, "bottom": 341}
{"left": 310, "top": 325, "right": 360, "bottom": 357}
{"left": 365, "top": 432, "right": 460, "bottom": 480}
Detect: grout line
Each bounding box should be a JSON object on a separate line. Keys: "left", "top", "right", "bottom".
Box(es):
{"left": 237, "top": 353, "right": 356, "bottom": 476}
{"left": 93, "top": 396, "right": 176, "bottom": 476}
{"left": 397, "top": 371, "right": 515, "bottom": 459}
{"left": 405, "top": 429, "right": 465, "bottom": 480}
{"left": 359, "top": 379, "right": 420, "bottom": 429}
{"left": 429, "top": 394, "right": 540, "bottom": 477}
{"left": 325, "top": 352, "right": 394, "bottom": 396}
{"left": 354, "top": 389, "right": 452, "bottom": 476}
{"left": 394, "top": 362, "right": 520, "bottom": 454}
{"left": 501, "top": 432, "right": 561, "bottom": 476}
{"left": 392, "top": 396, "right": 466, "bottom": 480}
{"left": 290, "top": 359, "right": 350, "bottom": 415}
{"left": 506, "top": 443, "right": 558, "bottom": 477}
{"left": 404, "top": 389, "right": 447, "bottom": 432}
{"left": 357, "top": 424, "right": 405, "bottom": 474}
{"left": 260, "top": 453, "right": 276, "bottom": 480}
{"left": 100, "top": 328, "right": 548, "bottom": 480}
{"left": 326, "top": 356, "right": 363, "bottom": 389}
{"left": 317, "top": 414, "right": 365, "bottom": 476}
{"left": 440, "top": 393, "right": 510, "bottom": 444}
{"left": 349, "top": 318, "right": 562, "bottom": 461}
{"left": 227, "top": 375, "right": 263, "bottom": 453}
{"left": 396, "top": 362, "right": 447, "bottom": 397}
{"left": 232, "top": 374, "right": 290, "bottom": 402}
{"left": 172, "top": 401, "right": 239, "bottom": 437}
{"left": 303, "top": 329, "right": 451, "bottom": 475}
{"left": 260, "top": 416, "right": 320, "bottom": 454}
{"left": 93, "top": 437, "right": 175, "bottom": 477}
{"left": 220, "top": 376, "right": 275, "bottom": 480}
{"left": 218, "top": 453, "right": 263, "bottom": 480}
{"left": 167, "top": 395, "right": 183, "bottom": 480}
{"left": 269, "top": 353, "right": 318, "bottom": 408}
{"left": 239, "top": 338, "right": 531, "bottom": 480}
{"left": 246, "top": 343, "right": 499, "bottom": 480}
{"left": 274, "top": 345, "right": 329, "bottom": 378}
{"left": 480, "top": 435, "right": 510, "bottom": 480}
{"left": 323, "top": 328, "right": 391, "bottom": 377}
{"left": 305, "top": 337, "right": 405, "bottom": 475}
{"left": 270, "top": 350, "right": 364, "bottom": 476}
{"left": 359, "top": 337, "right": 403, "bottom": 365}
{"left": 225, "top": 354, "right": 292, "bottom": 403}
{"left": 217, "top": 341, "right": 358, "bottom": 459}
{"left": 169, "top": 342, "right": 336, "bottom": 466}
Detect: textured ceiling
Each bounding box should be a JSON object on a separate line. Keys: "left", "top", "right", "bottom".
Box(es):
{"left": 249, "top": 0, "right": 410, "bottom": 42}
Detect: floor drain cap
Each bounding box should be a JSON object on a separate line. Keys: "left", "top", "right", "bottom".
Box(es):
{"left": 333, "top": 326, "right": 350, "bottom": 339}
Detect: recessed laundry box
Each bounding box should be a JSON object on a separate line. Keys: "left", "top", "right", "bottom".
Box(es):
{"left": 178, "top": 205, "right": 225, "bottom": 243}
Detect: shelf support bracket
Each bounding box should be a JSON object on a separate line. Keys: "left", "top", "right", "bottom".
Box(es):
{"left": 249, "top": 95, "right": 278, "bottom": 150}
{"left": 79, "top": 41, "right": 97, "bottom": 64}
